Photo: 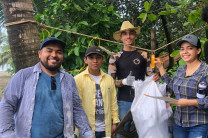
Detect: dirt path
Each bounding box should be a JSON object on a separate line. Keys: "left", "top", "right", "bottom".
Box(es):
{"left": 0, "top": 71, "right": 11, "bottom": 100}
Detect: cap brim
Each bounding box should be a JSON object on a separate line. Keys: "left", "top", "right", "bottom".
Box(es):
{"left": 85, "top": 52, "right": 104, "bottom": 57}
{"left": 176, "top": 40, "right": 187, "bottom": 46}
{"left": 113, "top": 27, "right": 140, "bottom": 42}
{"left": 177, "top": 40, "right": 197, "bottom": 47}
{"left": 42, "top": 40, "right": 66, "bottom": 49}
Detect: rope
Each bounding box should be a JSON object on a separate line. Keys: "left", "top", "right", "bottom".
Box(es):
{"left": 38, "top": 23, "right": 152, "bottom": 52}
{"left": 4, "top": 19, "right": 208, "bottom": 73}
{"left": 4, "top": 20, "right": 208, "bottom": 53}
{"left": 37, "top": 22, "right": 208, "bottom": 53}
{"left": 152, "top": 24, "right": 208, "bottom": 53}
{"left": 4, "top": 20, "right": 37, "bottom": 27}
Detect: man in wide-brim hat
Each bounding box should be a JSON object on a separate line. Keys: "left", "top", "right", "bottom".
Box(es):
{"left": 108, "top": 21, "right": 160, "bottom": 137}
{"left": 113, "top": 21, "right": 141, "bottom": 42}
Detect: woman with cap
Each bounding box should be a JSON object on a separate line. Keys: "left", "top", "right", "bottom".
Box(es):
{"left": 155, "top": 34, "right": 208, "bottom": 138}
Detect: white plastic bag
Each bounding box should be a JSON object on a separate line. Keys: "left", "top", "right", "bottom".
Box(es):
{"left": 131, "top": 76, "right": 172, "bottom": 138}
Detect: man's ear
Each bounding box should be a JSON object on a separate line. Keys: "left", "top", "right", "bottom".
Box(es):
{"left": 197, "top": 48, "right": 202, "bottom": 55}
{"left": 84, "top": 57, "right": 88, "bottom": 64}
{"left": 38, "top": 50, "right": 41, "bottom": 58}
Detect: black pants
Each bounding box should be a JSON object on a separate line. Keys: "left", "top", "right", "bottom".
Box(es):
{"left": 95, "top": 131, "right": 105, "bottom": 138}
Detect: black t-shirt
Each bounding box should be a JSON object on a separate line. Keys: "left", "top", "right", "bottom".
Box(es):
{"left": 116, "top": 50, "right": 147, "bottom": 102}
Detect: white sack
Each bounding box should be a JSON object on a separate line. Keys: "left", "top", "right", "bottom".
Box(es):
{"left": 131, "top": 76, "right": 172, "bottom": 138}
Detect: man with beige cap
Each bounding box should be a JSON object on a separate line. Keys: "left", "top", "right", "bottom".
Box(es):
{"left": 108, "top": 21, "right": 159, "bottom": 137}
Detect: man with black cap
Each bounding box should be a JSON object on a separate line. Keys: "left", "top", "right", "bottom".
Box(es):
{"left": 74, "top": 46, "right": 120, "bottom": 138}
{"left": 0, "top": 37, "right": 95, "bottom": 138}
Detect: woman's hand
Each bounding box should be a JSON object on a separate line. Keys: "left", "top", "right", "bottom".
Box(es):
{"left": 155, "top": 58, "right": 166, "bottom": 76}
{"left": 171, "top": 99, "right": 198, "bottom": 107}
{"left": 155, "top": 58, "right": 163, "bottom": 69}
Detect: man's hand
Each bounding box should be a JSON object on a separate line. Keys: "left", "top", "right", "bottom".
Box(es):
{"left": 115, "top": 80, "right": 123, "bottom": 87}
{"left": 122, "top": 71, "right": 135, "bottom": 86}
{"left": 111, "top": 124, "right": 117, "bottom": 137}
{"left": 90, "top": 136, "right": 96, "bottom": 138}
{"left": 152, "top": 73, "right": 160, "bottom": 82}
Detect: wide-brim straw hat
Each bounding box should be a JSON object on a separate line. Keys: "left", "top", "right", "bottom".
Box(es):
{"left": 113, "top": 21, "right": 141, "bottom": 42}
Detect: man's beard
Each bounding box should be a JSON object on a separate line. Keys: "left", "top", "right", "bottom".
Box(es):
{"left": 40, "top": 60, "right": 61, "bottom": 71}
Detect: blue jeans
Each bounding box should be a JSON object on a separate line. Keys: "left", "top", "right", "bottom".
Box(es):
{"left": 117, "top": 101, "right": 132, "bottom": 138}
{"left": 173, "top": 122, "right": 208, "bottom": 138}
{"left": 95, "top": 131, "right": 105, "bottom": 138}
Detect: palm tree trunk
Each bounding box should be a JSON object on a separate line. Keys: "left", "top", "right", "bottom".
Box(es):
{"left": 1, "top": 0, "right": 40, "bottom": 72}
{"left": 161, "top": 15, "right": 174, "bottom": 69}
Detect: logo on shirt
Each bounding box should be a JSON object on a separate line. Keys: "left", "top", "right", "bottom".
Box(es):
{"left": 133, "top": 58, "right": 140, "bottom": 65}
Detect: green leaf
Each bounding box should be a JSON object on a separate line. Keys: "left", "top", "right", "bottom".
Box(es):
{"left": 92, "top": 22, "right": 99, "bottom": 27}
{"left": 81, "top": 37, "right": 86, "bottom": 44}
{"left": 51, "top": 3, "right": 57, "bottom": 6}
{"left": 75, "top": 56, "right": 83, "bottom": 66}
{"left": 138, "top": 13, "right": 146, "bottom": 19}
{"left": 188, "top": 13, "right": 196, "bottom": 23}
{"left": 108, "top": 6, "right": 114, "bottom": 11}
{"left": 170, "top": 9, "right": 177, "bottom": 14}
{"left": 142, "top": 13, "right": 147, "bottom": 23}
{"left": 188, "top": 10, "right": 199, "bottom": 23}
{"left": 39, "top": 15, "right": 45, "bottom": 20}
{"left": 147, "top": 14, "right": 157, "bottom": 22}
{"left": 183, "top": 22, "right": 190, "bottom": 26}
{"left": 68, "top": 49, "right": 74, "bottom": 56}
{"left": 149, "top": 1, "right": 153, "bottom": 9}
{"left": 72, "top": 26, "right": 77, "bottom": 32}
{"left": 179, "top": 59, "right": 186, "bottom": 66}
{"left": 35, "top": 14, "right": 41, "bottom": 21}
{"left": 78, "top": 21, "right": 88, "bottom": 26}
{"left": 50, "top": 29, "right": 55, "bottom": 35}
{"left": 74, "top": 3, "right": 83, "bottom": 11}
{"left": 74, "top": 47, "right": 80, "bottom": 56}
{"left": 158, "top": 11, "right": 169, "bottom": 15}
{"left": 62, "top": 3, "right": 67, "bottom": 7}
{"left": 104, "top": 24, "right": 110, "bottom": 28}
{"left": 166, "top": 3, "right": 172, "bottom": 12}
{"left": 53, "top": 6, "right": 58, "bottom": 14}
{"left": 170, "top": 50, "right": 180, "bottom": 57}
{"left": 55, "top": 31, "right": 62, "bottom": 37}
{"left": 65, "top": 25, "right": 70, "bottom": 31}
{"left": 144, "top": 1, "right": 150, "bottom": 12}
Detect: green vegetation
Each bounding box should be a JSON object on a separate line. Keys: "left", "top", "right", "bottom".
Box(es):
{"left": 32, "top": 0, "right": 208, "bottom": 76}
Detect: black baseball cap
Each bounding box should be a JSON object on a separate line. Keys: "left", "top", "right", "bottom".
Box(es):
{"left": 177, "top": 34, "right": 201, "bottom": 48}
{"left": 85, "top": 46, "right": 104, "bottom": 57}
{"left": 40, "top": 37, "right": 66, "bottom": 50}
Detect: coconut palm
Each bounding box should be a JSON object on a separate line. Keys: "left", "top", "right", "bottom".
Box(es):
{"left": 1, "top": 0, "right": 41, "bottom": 72}
{"left": 0, "top": 32, "right": 11, "bottom": 69}
{"left": 0, "top": 44, "right": 11, "bottom": 70}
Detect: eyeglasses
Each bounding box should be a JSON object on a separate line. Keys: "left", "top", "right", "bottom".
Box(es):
{"left": 51, "top": 76, "right": 56, "bottom": 90}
